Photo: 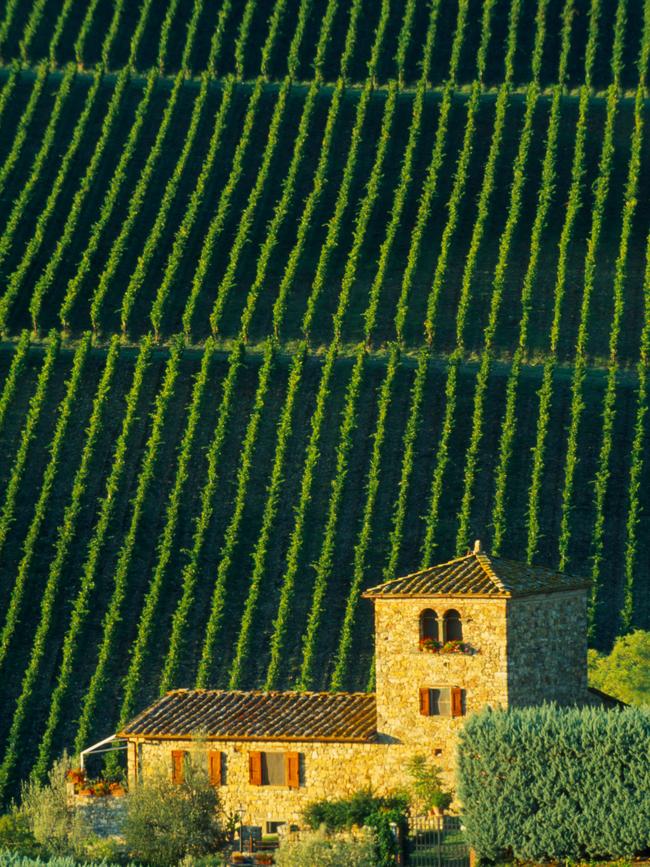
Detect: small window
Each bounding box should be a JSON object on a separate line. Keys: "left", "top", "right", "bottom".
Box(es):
{"left": 262, "top": 752, "right": 285, "bottom": 786}
{"left": 443, "top": 609, "right": 462, "bottom": 642}
{"left": 249, "top": 751, "right": 300, "bottom": 787}
{"left": 419, "top": 608, "right": 439, "bottom": 641}
{"left": 419, "top": 687, "right": 464, "bottom": 717}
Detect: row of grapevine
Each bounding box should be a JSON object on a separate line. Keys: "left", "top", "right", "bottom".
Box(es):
{"left": 0, "top": 330, "right": 29, "bottom": 434}
{"left": 193, "top": 0, "right": 386, "bottom": 687}
{"left": 147, "top": 79, "right": 235, "bottom": 337}
{"left": 0, "top": 334, "right": 91, "bottom": 671}
{"left": 0, "top": 333, "right": 58, "bottom": 560}
{"left": 31, "top": 337, "right": 154, "bottom": 782}
{"left": 556, "top": 10, "right": 624, "bottom": 572}
{"left": 0, "top": 0, "right": 109, "bottom": 262}
{"left": 281, "top": 0, "right": 469, "bottom": 690}
{"left": 225, "top": 344, "right": 307, "bottom": 688}
{"left": 454, "top": 0, "right": 551, "bottom": 552}
{"left": 151, "top": 0, "right": 343, "bottom": 693}
{"left": 620, "top": 232, "right": 650, "bottom": 630}
{"left": 73, "top": 338, "right": 184, "bottom": 755}
{"left": 119, "top": 0, "right": 234, "bottom": 334}
{"left": 382, "top": 3, "right": 487, "bottom": 575}
{"left": 0, "top": 0, "right": 132, "bottom": 334}
{"left": 177, "top": 0, "right": 296, "bottom": 335}
{"left": 58, "top": 0, "right": 186, "bottom": 330}
{"left": 290, "top": 75, "right": 400, "bottom": 691}
{"left": 116, "top": 0, "right": 337, "bottom": 708}
{"left": 419, "top": 0, "right": 524, "bottom": 568}
{"left": 115, "top": 339, "right": 217, "bottom": 728}
{"left": 587, "top": 4, "right": 650, "bottom": 627}
{"left": 490, "top": 0, "right": 575, "bottom": 554}
{"left": 0, "top": 61, "right": 48, "bottom": 201}
{"left": 263, "top": 0, "right": 389, "bottom": 689}
{"left": 157, "top": 343, "right": 244, "bottom": 694}
{"left": 0, "top": 65, "right": 75, "bottom": 274}
{"left": 17, "top": 0, "right": 49, "bottom": 65}
{"left": 525, "top": 0, "right": 602, "bottom": 562}
{"left": 194, "top": 340, "right": 277, "bottom": 687}
{"left": 185, "top": 1, "right": 348, "bottom": 689}
{"left": 454, "top": 74, "right": 540, "bottom": 555}
{"left": 155, "top": 0, "right": 350, "bottom": 696}
{"left": 207, "top": 0, "right": 316, "bottom": 336}
{"left": 178, "top": 78, "right": 266, "bottom": 337}
{"left": 0, "top": 337, "right": 121, "bottom": 801}
{"left": 86, "top": 0, "right": 208, "bottom": 332}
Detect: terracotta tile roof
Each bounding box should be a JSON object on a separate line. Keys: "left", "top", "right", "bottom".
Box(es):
{"left": 363, "top": 549, "right": 589, "bottom": 599}
{"left": 118, "top": 690, "right": 377, "bottom": 742}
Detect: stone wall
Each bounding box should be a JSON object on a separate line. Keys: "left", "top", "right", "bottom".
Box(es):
{"left": 71, "top": 795, "right": 126, "bottom": 838}
{"left": 506, "top": 590, "right": 590, "bottom": 706}
{"left": 374, "top": 596, "right": 509, "bottom": 751}
{"left": 131, "top": 737, "right": 439, "bottom": 830}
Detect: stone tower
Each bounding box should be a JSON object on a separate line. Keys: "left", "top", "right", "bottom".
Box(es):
{"left": 362, "top": 542, "right": 593, "bottom": 750}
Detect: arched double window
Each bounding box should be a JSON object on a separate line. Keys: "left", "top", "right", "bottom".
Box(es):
{"left": 443, "top": 609, "right": 462, "bottom": 642}
{"left": 419, "top": 608, "right": 438, "bottom": 642}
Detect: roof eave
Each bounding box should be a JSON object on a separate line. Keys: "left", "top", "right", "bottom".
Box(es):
{"left": 116, "top": 731, "right": 376, "bottom": 744}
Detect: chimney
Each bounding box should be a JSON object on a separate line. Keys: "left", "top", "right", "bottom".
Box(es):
{"left": 473, "top": 539, "right": 482, "bottom": 554}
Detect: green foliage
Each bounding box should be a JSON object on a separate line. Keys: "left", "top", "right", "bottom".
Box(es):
{"left": 20, "top": 755, "right": 87, "bottom": 858}
{"left": 407, "top": 755, "right": 453, "bottom": 813}
{"left": 588, "top": 630, "right": 650, "bottom": 706}
{"left": 302, "top": 789, "right": 408, "bottom": 867}
{"left": 33, "top": 337, "right": 153, "bottom": 782}
{"left": 124, "top": 759, "right": 225, "bottom": 866}
{"left": 457, "top": 705, "right": 650, "bottom": 861}
{"left": 274, "top": 827, "right": 376, "bottom": 867}
{"left": 0, "top": 810, "right": 40, "bottom": 857}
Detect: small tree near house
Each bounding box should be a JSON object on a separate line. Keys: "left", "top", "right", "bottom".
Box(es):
{"left": 124, "top": 749, "right": 226, "bottom": 865}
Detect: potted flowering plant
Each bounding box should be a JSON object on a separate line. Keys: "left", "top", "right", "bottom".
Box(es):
{"left": 66, "top": 768, "right": 85, "bottom": 786}
{"left": 419, "top": 637, "right": 442, "bottom": 652}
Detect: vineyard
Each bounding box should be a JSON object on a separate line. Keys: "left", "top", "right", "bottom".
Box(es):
{"left": 0, "top": 0, "right": 648, "bottom": 802}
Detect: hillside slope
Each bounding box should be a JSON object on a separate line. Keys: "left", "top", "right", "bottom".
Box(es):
{"left": 0, "top": 0, "right": 648, "bottom": 801}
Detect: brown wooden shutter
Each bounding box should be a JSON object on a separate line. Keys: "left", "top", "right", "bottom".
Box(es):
{"left": 285, "top": 751, "right": 299, "bottom": 789}
{"left": 171, "top": 750, "right": 186, "bottom": 784}
{"left": 419, "top": 687, "right": 431, "bottom": 716}
{"left": 249, "top": 751, "right": 263, "bottom": 786}
{"left": 451, "top": 687, "right": 463, "bottom": 717}
{"left": 208, "top": 750, "right": 222, "bottom": 786}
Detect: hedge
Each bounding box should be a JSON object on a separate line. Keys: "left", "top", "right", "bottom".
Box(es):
{"left": 457, "top": 705, "right": 650, "bottom": 862}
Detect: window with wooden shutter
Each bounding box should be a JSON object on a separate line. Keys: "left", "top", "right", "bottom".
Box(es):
{"left": 285, "top": 751, "right": 300, "bottom": 789}
{"left": 451, "top": 687, "right": 464, "bottom": 717}
{"left": 208, "top": 750, "right": 222, "bottom": 786}
{"left": 419, "top": 687, "right": 431, "bottom": 716}
{"left": 171, "top": 750, "right": 186, "bottom": 784}
{"left": 249, "top": 751, "right": 263, "bottom": 786}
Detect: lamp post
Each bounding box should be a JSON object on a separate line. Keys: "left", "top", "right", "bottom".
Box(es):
{"left": 237, "top": 804, "right": 245, "bottom": 854}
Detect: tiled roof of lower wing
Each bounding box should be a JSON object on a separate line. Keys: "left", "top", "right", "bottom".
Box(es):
{"left": 362, "top": 551, "right": 589, "bottom": 599}
{"left": 118, "top": 690, "right": 377, "bottom": 742}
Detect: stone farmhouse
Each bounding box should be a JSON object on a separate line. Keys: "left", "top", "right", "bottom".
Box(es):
{"left": 111, "top": 542, "right": 613, "bottom": 831}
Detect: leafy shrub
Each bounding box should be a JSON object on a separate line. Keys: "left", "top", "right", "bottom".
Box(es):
{"left": 302, "top": 789, "right": 408, "bottom": 867}
{"left": 457, "top": 705, "right": 650, "bottom": 861}
{"left": 274, "top": 827, "right": 376, "bottom": 867}
{"left": 407, "top": 755, "right": 453, "bottom": 812}
{"left": 124, "top": 757, "right": 225, "bottom": 865}
{"left": 20, "top": 754, "right": 87, "bottom": 857}
{"left": 588, "top": 630, "right": 650, "bottom": 706}
{"left": 0, "top": 810, "right": 39, "bottom": 857}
